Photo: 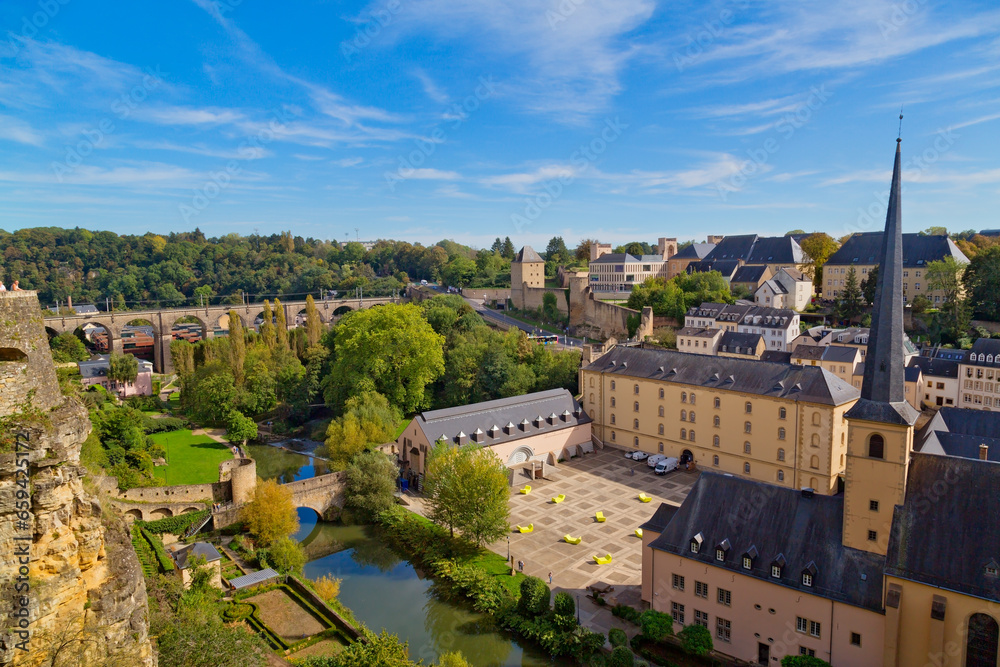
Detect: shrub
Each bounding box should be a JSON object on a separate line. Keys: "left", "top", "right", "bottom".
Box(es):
{"left": 609, "top": 628, "right": 628, "bottom": 648}
{"left": 781, "top": 657, "right": 832, "bottom": 667}
{"left": 222, "top": 602, "right": 254, "bottom": 622}
{"left": 554, "top": 591, "right": 575, "bottom": 618}
{"left": 679, "top": 623, "right": 713, "bottom": 656}
{"left": 311, "top": 574, "right": 342, "bottom": 601}
{"left": 608, "top": 645, "right": 634, "bottom": 667}
{"left": 140, "top": 510, "right": 210, "bottom": 535}
{"left": 639, "top": 610, "right": 673, "bottom": 642}
{"left": 612, "top": 604, "right": 642, "bottom": 624}
{"left": 517, "top": 576, "right": 550, "bottom": 618}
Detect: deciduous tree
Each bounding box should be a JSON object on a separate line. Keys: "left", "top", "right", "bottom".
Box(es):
{"left": 306, "top": 294, "right": 323, "bottom": 347}
{"left": 424, "top": 442, "right": 510, "bottom": 546}
{"left": 343, "top": 450, "right": 398, "bottom": 523}
{"left": 260, "top": 300, "right": 276, "bottom": 348}
{"left": 927, "top": 256, "right": 970, "bottom": 339}
{"left": 226, "top": 410, "right": 257, "bottom": 448}
{"left": 274, "top": 298, "right": 289, "bottom": 349}
{"left": 800, "top": 232, "right": 840, "bottom": 289}
{"left": 323, "top": 391, "right": 401, "bottom": 469}
{"left": 963, "top": 246, "right": 1000, "bottom": 321}
{"left": 240, "top": 478, "right": 299, "bottom": 547}
{"left": 227, "top": 310, "right": 246, "bottom": 386}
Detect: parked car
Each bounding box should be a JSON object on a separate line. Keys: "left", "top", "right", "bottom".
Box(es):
{"left": 624, "top": 450, "right": 635, "bottom": 459}
{"left": 632, "top": 451, "right": 650, "bottom": 461}
{"left": 647, "top": 454, "right": 667, "bottom": 468}
{"left": 655, "top": 457, "right": 679, "bottom": 475}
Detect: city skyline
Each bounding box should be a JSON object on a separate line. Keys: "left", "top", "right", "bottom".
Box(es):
{"left": 1, "top": 0, "right": 998, "bottom": 248}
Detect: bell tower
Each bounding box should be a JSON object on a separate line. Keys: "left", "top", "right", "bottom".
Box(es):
{"left": 842, "top": 136, "right": 919, "bottom": 556}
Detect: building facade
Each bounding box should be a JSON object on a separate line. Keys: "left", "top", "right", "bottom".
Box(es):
{"left": 685, "top": 303, "right": 800, "bottom": 352}
{"left": 755, "top": 268, "right": 814, "bottom": 311}
{"left": 958, "top": 338, "right": 1000, "bottom": 411}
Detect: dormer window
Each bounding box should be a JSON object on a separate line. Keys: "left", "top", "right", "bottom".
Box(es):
{"left": 715, "top": 539, "right": 730, "bottom": 562}
{"left": 690, "top": 532, "right": 703, "bottom": 554}
{"left": 743, "top": 556, "right": 752, "bottom": 569}
{"left": 802, "top": 561, "right": 817, "bottom": 587}
{"left": 771, "top": 554, "right": 786, "bottom": 579}
{"left": 986, "top": 560, "right": 999, "bottom": 577}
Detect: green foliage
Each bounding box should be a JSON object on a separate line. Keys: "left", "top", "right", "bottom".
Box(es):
{"left": 964, "top": 246, "right": 1000, "bottom": 321}
{"left": 626, "top": 313, "right": 641, "bottom": 339}
{"left": 678, "top": 623, "right": 713, "bottom": 656}
{"left": 151, "top": 591, "right": 270, "bottom": 667}
{"left": 554, "top": 591, "right": 575, "bottom": 619}
{"left": 49, "top": 331, "right": 88, "bottom": 362}
{"left": 139, "top": 509, "right": 210, "bottom": 535}
{"left": 927, "top": 256, "right": 971, "bottom": 340}
{"left": 800, "top": 232, "right": 840, "bottom": 289}
{"left": 860, "top": 264, "right": 879, "bottom": 305}
{"left": 609, "top": 627, "right": 628, "bottom": 648}
{"left": 545, "top": 237, "right": 570, "bottom": 264}
{"left": 344, "top": 450, "right": 398, "bottom": 523}
{"left": 222, "top": 602, "right": 254, "bottom": 621}
{"left": 517, "top": 576, "right": 551, "bottom": 617}
{"left": 225, "top": 410, "right": 258, "bottom": 446}
{"left": 138, "top": 526, "right": 174, "bottom": 572}
{"left": 436, "top": 651, "right": 472, "bottom": 667}
{"left": 267, "top": 536, "right": 306, "bottom": 574}
{"left": 780, "top": 656, "right": 833, "bottom": 667}
{"left": 323, "top": 303, "right": 445, "bottom": 414}
{"left": 108, "top": 352, "right": 139, "bottom": 386}
{"left": 293, "top": 629, "right": 417, "bottom": 667}
{"left": 608, "top": 645, "right": 635, "bottom": 667}
{"left": 322, "top": 391, "right": 402, "bottom": 469}
{"left": 835, "top": 267, "right": 865, "bottom": 322}
{"left": 611, "top": 604, "right": 642, "bottom": 624}
{"left": 627, "top": 271, "right": 732, "bottom": 322}
{"left": 639, "top": 610, "right": 673, "bottom": 642}
{"left": 424, "top": 442, "right": 510, "bottom": 546}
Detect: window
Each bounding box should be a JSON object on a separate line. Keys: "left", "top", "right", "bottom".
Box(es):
{"left": 689, "top": 430, "right": 696, "bottom": 442}
{"left": 777, "top": 448, "right": 785, "bottom": 461}
{"left": 869, "top": 500, "right": 879, "bottom": 512}
{"left": 867, "top": 530, "right": 877, "bottom": 542}
{"left": 851, "top": 632, "right": 862, "bottom": 647}
{"left": 659, "top": 388, "right": 664, "bottom": 399}
{"left": 672, "top": 574, "right": 685, "bottom": 591}
{"left": 695, "top": 581, "right": 708, "bottom": 598}
{"left": 744, "top": 442, "right": 751, "bottom": 454}
{"left": 634, "top": 401, "right": 639, "bottom": 412}
{"left": 800, "top": 648, "right": 816, "bottom": 657}
{"left": 744, "top": 462, "right": 751, "bottom": 474}
{"left": 771, "top": 564, "right": 781, "bottom": 578}
{"left": 745, "top": 402, "right": 752, "bottom": 414}
{"left": 689, "top": 411, "right": 696, "bottom": 423}
{"left": 694, "top": 610, "right": 709, "bottom": 627}
{"left": 713, "top": 415, "right": 720, "bottom": 427}
{"left": 610, "top": 381, "right": 616, "bottom": 390}
{"left": 868, "top": 434, "right": 885, "bottom": 459}
{"left": 796, "top": 617, "right": 808, "bottom": 633}
{"left": 681, "top": 428, "right": 687, "bottom": 440}
{"left": 777, "top": 470, "right": 785, "bottom": 482}
{"left": 802, "top": 573, "right": 813, "bottom": 587}
{"left": 681, "top": 392, "right": 687, "bottom": 403}
{"left": 658, "top": 442, "right": 664, "bottom": 453}
{"left": 634, "top": 384, "right": 639, "bottom": 394}
{"left": 611, "top": 396, "right": 616, "bottom": 407}
{"left": 671, "top": 602, "right": 685, "bottom": 624}
{"left": 717, "top": 588, "right": 731, "bottom": 606}
{"left": 714, "top": 397, "right": 720, "bottom": 408}
{"left": 681, "top": 410, "right": 687, "bottom": 421}
{"left": 745, "top": 421, "right": 752, "bottom": 433}
{"left": 713, "top": 435, "right": 720, "bottom": 447}
{"left": 633, "top": 419, "right": 639, "bottom": 429}
{"left": 779, "top": 407, "right": 787, "bottom": 419}
{"left": 716, "top": 617, "right": 731, "bottom": 643}
{"left": 810, "top": 455, "right": 819, "bottom": 469}
{"left": 658, "top": 405, "right": 664, "bottom": 417}
{"left": 713, "top": 455, "right": 719, "bottom": 466}
{"left": 742, "top": 556, "right": 752, "bottom": 570}
{"left": 658, "top": 424, "right": 664, "bottom": 435}
{"left": 778, "top": 427, "right": 786, "bottom": 440}
{"left": 690, "top": 393, "right": 696, "bottom": 405}
{"left": 812, "top": 412, "right": 821, "bottom": 426}
{"left": 810, "top": 621, "right": 821, "bottom": 638}
{"left": 811, "top": 433, "right": 820, "bottom": 447}
{"left": 611, "top": 414, "right": 616, "bottom": 425}
{"left": 716, "top": 548, "right": 726, "bottom": 562}
{"left": 611, "top": 431, "right": 616, "bottom": 441}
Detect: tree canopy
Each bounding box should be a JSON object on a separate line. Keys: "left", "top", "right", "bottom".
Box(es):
{"left": 627, "top": 271, "right": 732, "bottom": 322}
{"left": 424, "top": 442, "right": 510, "bottom": 546}
{"left": 240, "top": 478, "right": 299, "bottom": 547}
{"left": 322, "top": 392, "right": 402, "bottom": 469}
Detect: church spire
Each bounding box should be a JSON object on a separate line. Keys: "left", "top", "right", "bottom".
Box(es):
{"left": 845, "top": 135, "right": 918, "bottom": 425}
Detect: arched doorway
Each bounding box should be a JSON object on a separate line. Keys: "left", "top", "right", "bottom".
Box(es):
{"left": 124, "top": 509, "right": 143, "bottom": 522}
{"left": 680, "top": 449, "right": 694, "bottom": 465}
{"left": 507, "top": 446, "right": 534, "bottom": 466}
{"left": 149, "top": 507, "right": 173, "bottom": 520}
{"left": 966, "top": 613, "right": 999, "bottom": 666}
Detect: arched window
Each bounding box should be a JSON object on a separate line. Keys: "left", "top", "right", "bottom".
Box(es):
{"left": 868, "top": 434, "right": 885, "bottom": 459}
{"left": 810, "top": 477, "right": 817, "bottom": 488}
{"left": 681, "top": 410, "right": 687, "bottom": 421}
{"left": 779, "top": 407, "right": 786, "bottom": 419}
{"left": 658, "top": 424, "right": 664, "bottom": 435}
{"left": 681, "top": 392, "right": 688, "bottom": 403}
{"left": 689, "top": 430, "right": 696, "bottom": 442}
{"left": 681, "top": 428, "right": 687, "bottom": 440}
{"left": 658, "top": 405, "right": 664, "bottom": 417}
{"left": 745, "top": 421, "right": 752, "bottom": 434}
{"left": 634, "top": 384, "right": 640, "bottom": 394}
{"left": 590, "top": 377, "right": 594, "bottom": 387}
{"left": 744, "top": 462, "right": 751, "bottom": 474}
{"left": 611, "top": 396, "right": 616, "bottom": 407}
{"left": 713, "top": 455, "right": 719, "bottom": 466}
{"left": 658, "top": 388, "right": 664, "bottom": 399}
{"left": 811, "top": 433, "right": 820, "bottom": 447}
{"left": 713, "top": 415, "right": 720, "bottom": 427}
{"left": 714, "top": 397, "right": 721, "bottom": 409}
{"left": 633, "top": 419, "right": 639, "bottom": 429}
{"left": 744, "top": 442, "right": 751, "bottom": 454}
{"left": 777, "top": 470, "right": 785, "bottom": 482}
{"left": 745, "top": 402, "right": 753, "bottom": 414}
{"left": 690, "top": 393, "right": 696, "bottom": 405}
{"left": 689, "top": 411, "right": 696, "bottom": 423}
{"left": 777, "top": 448, "right": 785, "bottom": 461}
{"left": 840, "top": 454, "right": 844, "bottom": 467}
{"left": 713, "top": 435, "right": 720, "bottom": 447}
{"left": 810, "top": 455, "right": 819, "bottom": 469}
{"left": 812, "top": 412, "right": 821, "bottom": 426}
{"left": 611, "top": 431, "right": 616, "bottom": 441}
{"left": 634, "top": 401, "right": 639, "bottom": 412}
{"left": 611, "top": 414, "right": 616, "bottom": 424}
{"left": 634, "top": 436, "right": 639, "bottom": 447}
{"left": 611, "top": 380, "right": 616, "bottom": 391}
{"left": 967, "top": 613, "right": 999, "bottom": 666}
{"left": 778, "top": 427, "right": 786, "bottom": 440}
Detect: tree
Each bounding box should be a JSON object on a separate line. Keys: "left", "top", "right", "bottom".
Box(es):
{"left": 227, "top": 310, "right": 246, "bottom": 386}
{"left": 151, "top": 602, "right": 270, "bottom": 667}
{"left": 260, "top": 300, "right": 276, "bottom": 348}
{"left": 241, "top": 478, "right": 299, "bottom": 547}
{"left": 323, "top": 391, "right": 402, "bottom": 469}
{"left": 323, "top": 303, "right": 444, "bottom": 414}
{"left": 678, "top": 624, "right": 713, "bottom": 656}
{"left": 799, "top": 232, "right": 840, "bottom": 290}
{"left": 437, "top": 652, "right": 472, "bottom": 667}
{"left": 305, "top": 295, "right": 324, "bottom": 347}
{"left": 639, "top": 609, "right": 673, "bottom": 642}
{"left": 311, "top": 574, "right": 342, "bottom": 601}
{"left": 49, "top": 332, "right": 88, "bottom": 363}
{"left": 575, "top": 239, "right": 593, "bottom": 262}
{"left": 860, "top": 265, "right": 879, "bottom": 305}
{"left": 267, "top": 536, "right": 306, "bottom": 574}
{"left": 343, "top": 450, "right": 398, "bottom": 523}
{"left": 835, "top": 267, "right": 864, "bottom": 322}
{"left": 226, "top": 410, "right": 257, "bottom": 448}
{"left": 920, "top": 226, "right": 949, "bottom": 236}
{"left": 609, "top": 628, "right": 628, "bottom": 648}
{"left": 927, "top": 256, "right": 970, "bottom": 339}
{"left": 780, "top": 656, "right": 832, "bottom": 667}
{"left": 501, "top": 237, "right": 515, "bottom": 259}
{"left": 608, "top": 646, "right": 634, "bottom": 667}
{"left": 274, "top": 298, "right": 289, "bottom": 349}
{"left": 107, "top": 353, "right": 139, "bottom": 388}
{"left": 541, "top": 291, "right": 561, "bottom": 322}
{"left": 545, "top": 236, "right": 569, "bottom": 265}
{"left": 517, "top": 576, "right": 551, "bottom": 617}
{"left": 963, "top": 246, "right": 1000, "bottom": 321}
{"left": 424, "top": 442, "right": 510, "bottom": 546}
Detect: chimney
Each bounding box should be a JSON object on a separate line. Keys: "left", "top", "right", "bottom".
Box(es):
{"left": 67, "top": 295, "right": 73, "bottom": 309}
{"left": 981, "top": 444, "right": 989, "bottom": 461}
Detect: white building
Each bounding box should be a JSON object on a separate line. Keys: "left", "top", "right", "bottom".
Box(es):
{"left": 685, "top": 303, "right": 800, "bottom": 352}
{"left": 754, "top": 268, "right": 814, "bottom": 311}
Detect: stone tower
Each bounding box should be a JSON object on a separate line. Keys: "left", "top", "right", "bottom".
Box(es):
{"left": 657, "top": 237, "right": 677, "bottom": 259}
{"left": 842, "top": 140, "right": 919, "bottom": 557}
{"left": 0, "top": 291, "right": 155, "bottom": 666}
{"left": 510, "top": 246, "right": 545, "bottom": 310}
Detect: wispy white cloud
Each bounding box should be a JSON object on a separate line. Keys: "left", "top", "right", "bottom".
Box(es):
{"left": 404, "top": 168, "right": 461, "bottom": 180}
{"left": 480, "top": 164, "right": 580, "bottom": 193}
{"left": 332, "top": 157, "right": 364, "bottom": 167}
{"left": 134, "top": 106, "right": 245, "bottom": 126}
{"left": 0, "top": 115, "right": 44, "bottom": 146}
{"left": 133, "top": 140, "right": 271, "bottom": 159}
{"left": 413, "top": 68, "right": 449, "bottom": 104}
{"left": 947, "top": 112, "right": 1000, "bottom": 132}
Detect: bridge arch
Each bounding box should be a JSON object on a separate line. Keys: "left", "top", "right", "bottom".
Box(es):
{"left": 149, "top": 507, "right": 173, "bottom": 519}
{"left": 72, "top": 321, "right": 119, "bottom": 354}
{"left": 332, "top": 304, "right": 353, "bottom": 317}
{"left": 124, "top": 509, "right": 143, "bottom": 522}
{"left": 166, "top": 314, "right": 209, "bottom": 343}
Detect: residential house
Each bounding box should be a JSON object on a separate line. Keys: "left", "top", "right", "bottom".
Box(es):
{"left": 958, "top": 338, "right": 1000, "bottom": 411}
{"left": 78, "top": 354, "right": 154, "bottom": 398}
{"left": 755, "top": 268, "right": 814, "bottom": 311}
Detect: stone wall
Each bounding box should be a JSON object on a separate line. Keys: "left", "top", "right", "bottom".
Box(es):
{"left": 519, "top": 285, "right": 570, "bottom": 315}
{"left": 461, "top": 288, "right": 511, "bottom": 302}
{"left": 0, "top": 291, "right": 62, "bottom": 414}
{"left": 0, "top": 292, "right": 155, "bottom": 666}
{"left": 118, "top": 482, "right": 228, "bottom": 503}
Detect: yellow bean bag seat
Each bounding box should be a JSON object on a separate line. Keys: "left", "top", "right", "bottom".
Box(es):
{"left": 552, "top": 494, "right": 566, "bottom": 504}
{"left": 594, "top": 553, "right": 613, "bottom": 565}
{"left": 635, "top": 528, "right": 643, "bottom": 538}
{"left": 520, "top": 485, "right": 532, "bottom": 495}
{"left": 638, "top": 493, "right": 652, "bottom": 503}
{"left": 517, "top": 523, "right": 533, "bottom": 534}
{"left": 595, "top": 511, "right": 606, "bottom": 523}
{"left": 564, "top": 534, "right": 582, "bottom": 544}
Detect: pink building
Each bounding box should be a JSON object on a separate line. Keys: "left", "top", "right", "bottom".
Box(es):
{"left": 78, "top": 355, "right": 154, "bottom": 398}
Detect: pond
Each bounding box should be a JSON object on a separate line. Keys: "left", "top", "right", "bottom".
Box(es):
{"left": 249, "top": 440, "right": 575, "bottom": 666}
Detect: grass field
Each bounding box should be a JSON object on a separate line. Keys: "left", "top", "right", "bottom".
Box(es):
{"left": 151, "top": 429, "right": 233, "bottom": 486}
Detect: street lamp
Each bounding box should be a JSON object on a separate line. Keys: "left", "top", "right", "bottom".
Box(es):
{"left": 507, "top": 535, "right": 510, "bottom": 560}
{"left": 577, "top": 595, "right": 581, "bottom": 622}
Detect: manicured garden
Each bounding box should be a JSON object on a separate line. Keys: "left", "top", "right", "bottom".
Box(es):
{"left": 151, "top": 429, "right": 233, "bottom": 485}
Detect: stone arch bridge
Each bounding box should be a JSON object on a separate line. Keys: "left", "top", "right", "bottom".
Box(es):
{"left": 44, "top": 295, "right": 400, "bottom": 373}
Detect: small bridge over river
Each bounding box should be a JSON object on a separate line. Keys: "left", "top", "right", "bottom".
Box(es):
{"left": 44, "top": 295, "right": 401, "bottom": 373}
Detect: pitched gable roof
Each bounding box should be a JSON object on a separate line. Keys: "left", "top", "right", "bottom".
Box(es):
{"left": 825, "top": 233, "right": 969, "bottom": 267}
{"left": 514, "top": 246, "right": 544, "bottom": 263}
{"left": 672, "top": 243, "right": 715, "bottom": 260}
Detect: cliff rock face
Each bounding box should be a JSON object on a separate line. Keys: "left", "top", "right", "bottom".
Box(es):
{"left": 0, "top": 292, "right": 155, "bottom": 666}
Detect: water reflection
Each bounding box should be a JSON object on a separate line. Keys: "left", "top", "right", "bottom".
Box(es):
{"left": 246, "top": 440, "right": 330, "bottom": 484}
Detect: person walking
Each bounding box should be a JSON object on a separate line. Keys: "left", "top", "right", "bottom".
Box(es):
{"left": 548, "top": 572, "right": 553, "bottom": 585}
{"left": 518, "top": 560, "right": 524, "bottom": 572}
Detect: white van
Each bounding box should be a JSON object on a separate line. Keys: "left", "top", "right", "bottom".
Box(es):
{"left": 647, "top": 454, "right": 667, "bottom": 468}
{"left": 655, "top": 457, "right": 679, "bottom": 475}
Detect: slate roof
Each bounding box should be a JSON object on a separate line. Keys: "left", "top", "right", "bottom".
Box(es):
{"left": 918, "top": 407, "right": 1000, "bottom": 458}
{"left": 687, "top": 258, "right": 741, "bottom": 279}
{"left": 590, "top": 252, "right": 641, "bottom": 264}
{"left": 410, "top": 388, "right": 590, "bottom": 448}
{"left": 649, "top": 473, "right": 886, "bottom": 611}
{"left": 823, "top": 346, "right": 861, "bottom": 364}
{"left": 639, "top": 502, "right": 680, "bottom": 533}
{"left": 78, "top": 354, "right": 153, "bottom": 379}
{"left": 74, "top": 304, "right": 100, "bottom": 314}
{"left": 584, "top": 346, "right": 859, "bottom": 406}
{"left": 718, "top": 331, "right": 763, "bottom": 353}
{"left": 964, "top": 338, "right": 1000, "bottom": 367}
{"left": 671, "top": 243, "right": 715, "bottom": 260}
{"left": 885, "top": 453, "right": 1000, "bottom": 602}
{"left": 980, "top": 229, "right": 1000, "bottom": 237}
{"left": 760, "top": 351, "right": 792, "bottom": 364}
{"left": 703, "top": 234, "right": 758, "bottom": 261}
{"left": 825, "top": 233, "right": 969, "bottom": 267}
{"left": 514, "top": 246, "right": 544, "bottom": 263}
{"left": 677, "top": 327, "right": 720, "bottom": 339}
{"left": 746, "top": 236, "right": 807, "bottom": 264}
{"left": 791, "top": 345, "right": 826, "bottom": 362}
{"left": 907, "top": 356, "right": 959, "bottom": 379}
{"left": 686, "top": 303, "right": 798, "bottom": 331}
{"left": 174, "top": 542, "right": 222, "bottom": 570}
{"left": 759, "top": 279, "right": 788, "bottom": 295}
{"left": 731, "top": 265, "right": 769, "bottom": 285}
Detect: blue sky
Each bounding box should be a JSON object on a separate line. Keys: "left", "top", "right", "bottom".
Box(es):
{"left": 1, "top": 0, "right": 998, "bottom": 249}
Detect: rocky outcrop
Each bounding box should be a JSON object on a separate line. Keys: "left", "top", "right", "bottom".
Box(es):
{"left": 0, "top": 292, "right": 155, "bottom": 666}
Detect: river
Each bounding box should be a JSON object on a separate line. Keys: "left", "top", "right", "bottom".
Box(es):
{"left": 246, "top": 440, "right": 573, "bottom": 666}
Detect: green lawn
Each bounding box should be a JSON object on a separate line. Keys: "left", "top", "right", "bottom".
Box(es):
{"left": 151, "top": 429, "right": 233, "bottom": 486}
